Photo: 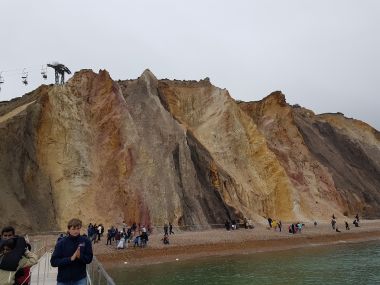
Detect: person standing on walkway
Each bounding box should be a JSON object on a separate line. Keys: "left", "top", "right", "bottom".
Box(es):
{"left": 0, "top": 226, "right": 37, "bottom": 285}
{"left": 51, "top": 218, "right": 93, "bottom": 285}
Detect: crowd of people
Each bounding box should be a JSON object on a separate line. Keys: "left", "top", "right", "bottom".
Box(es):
{"left": 83, "top": 221, "right": 175, "bottom": 249}
{"left": 0, "top": 212, "right": 365, "bottom": 284}
{"left": 331, "top": 213, "right": 360, "bottom": 233}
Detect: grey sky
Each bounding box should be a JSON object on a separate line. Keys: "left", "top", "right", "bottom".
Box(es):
{"left": 1, "top": 1, "right": 379, "bottom": 130}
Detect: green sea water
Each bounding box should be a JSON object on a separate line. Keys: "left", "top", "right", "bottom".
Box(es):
{"left": 108, "top": 240, "right": 380, "bottom": 285}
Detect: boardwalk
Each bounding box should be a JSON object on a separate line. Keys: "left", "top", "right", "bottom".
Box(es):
{"left": 30, "top": 251, "right": 57, "bottom": 285}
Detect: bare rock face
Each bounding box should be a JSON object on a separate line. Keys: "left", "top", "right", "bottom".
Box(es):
{"left": 239, "top": 92, "right": 380, "bottom": 219}
{"left": 157, "top": 81, "right": 295, "bottom": 221}
{"left": 0, "top": 86, "right": 57, "bottom": 232}
{"left": 0, "top": 70, "right": 245, "bottom": 231}
{"left": 294, "top": 110, "right": 380, "bottom": 218}
{"left": 0, "top": 70, "right": 379, "bottom": 232}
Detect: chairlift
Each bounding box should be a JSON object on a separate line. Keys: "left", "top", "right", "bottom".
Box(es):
{"left": 0, "top": 72, "right": 4, "bottom": 92}
{"left": 41, "top": 66, "right": 47, "bottom": 80}
{"left": 21, "top": 69, "right": 28, "bottom": 85}
{"left": 0, "top": 73, "right": 3, "bottom": 92}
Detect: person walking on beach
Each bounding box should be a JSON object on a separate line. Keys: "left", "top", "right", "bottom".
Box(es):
{"left": 267, "top": 217, "right": 273, "bottom": 228}
{"left": 51, "top": 218, "right": 93, "bottom": 285}
{"left": 162, "top": 234, "right": 169, "bottom": 245}
{"left": 164, "top": 223, "right": 169, "bottom": 235}
{"left": 169, "top": 223, "right": 174, "bottom": 235}
{"left": 106, "top": 228, "right": 112, "bottom": 245}
{"left": 225, "top": 220, "right": 231, "bottom": 231}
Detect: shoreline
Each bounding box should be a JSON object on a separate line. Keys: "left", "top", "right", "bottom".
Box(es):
{"left": 95, "top": 221, "right": 380, "bottom": 269}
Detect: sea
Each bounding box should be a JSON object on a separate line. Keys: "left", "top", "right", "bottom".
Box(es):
{"left": 108, "top": 240, "right": 380, "bottom": 285}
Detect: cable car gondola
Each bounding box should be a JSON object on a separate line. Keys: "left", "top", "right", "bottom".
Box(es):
{"left": 21, "top": 69, "right": 28, "bottom": 85}
{"left": 41, "top": 66, "right": 47, "bottom": 80}
{"left": 0, "top": 72, "right": 4, "bottom": 92}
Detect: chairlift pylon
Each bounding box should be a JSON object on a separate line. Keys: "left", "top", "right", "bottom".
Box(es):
{"left": 21, "top": 69, "right": 28, "bottom": 85}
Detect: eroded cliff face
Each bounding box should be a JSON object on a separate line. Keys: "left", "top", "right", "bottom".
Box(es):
{"left": 294, "top": 110, "right": 380, "bottom": 218}
{"left": 1, "top": 70, "right": 244, "bottom": 231}
{"left": 239, "top": 92, "right": 380, "bottom": 219}
{"left": 0, "top": 70, "right": 379, "bottom": 231}
{"left": 157, "top": 81, "right": 295, "bottom": 221}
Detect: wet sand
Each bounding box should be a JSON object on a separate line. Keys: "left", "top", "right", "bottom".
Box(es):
{"left": 94, "top": 220, "right": 380, "bottom": 269}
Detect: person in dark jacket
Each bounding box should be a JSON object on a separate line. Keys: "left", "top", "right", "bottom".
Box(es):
{"left": 50, "top": 218, "right": 93, "bottom": 285}
{"left": 1, "top": 226, "right": 32, "bottom": 285}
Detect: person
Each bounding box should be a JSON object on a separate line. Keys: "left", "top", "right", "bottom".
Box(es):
{"left": 272, "top": 220, "right": 278, "bottom": 231}
{"left": 336, "top": 227, "right": 341, "bottom": 233}
{"left": 297, "top": 223, "right": 303, "bottom": 233}
{"left": 106, "top": 228, "right": 112, "bottom": 245}
{"left": 291, "top": 223, "right": 295, "bottom": 234}
{"left": 278, "top": 220, "right": 282, "bottom": 232}
{"left": 97, "top": 225, "right": 102, "bottom": 241}
{"left": 162, "top": 234, "right": 169, "bottom": 245}
{"left": 355, "top": 214, "right": 360, "bottom": 222}
{"left": 267, "top": 217, "right": 273, "bottom": 228}
{"left": 0, "top": 238, "right": 38, "bottom": 285}
{"left": 133, "top": 236, "right": 141, "bottom": 247}
{"left": 332, "top": 214, "right": 336, "bottom": 220}
{"left": 231, "top": 220, "right": 237, "bottom": 230}
{"left": 51, "top": 218, "right": 93, "bottom": 285}
{"left": 140, "top": 231, "right": 149, "bottom": 247}
{"left": 331, "top": 219, "right": 336, "bottom": 230}
{"left": 225, "top": 220, "right": 231, "bottom": 231}
{"left": 353, "top": 219, "right": 360, "bottom": 227}
{"left": 1, "top": 226, "right": 33, "bottom": 285}
{"left": 117, "top": 236, "right": 125, "bottom": 249}
{"left": 345, "top": 221, "right": 350, "bottom": 230}
{"left": 164, "top": 224, "right": 169, "bottom": 235}
{"left": 169, "top": 223, "right": 174, "bottom": 235}
{"left": 314, "top": 221, "right": 318, "bottom": 227}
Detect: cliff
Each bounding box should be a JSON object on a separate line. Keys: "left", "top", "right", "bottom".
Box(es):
{"left": 0, "top": 70, "right": 379, "bottom": 232}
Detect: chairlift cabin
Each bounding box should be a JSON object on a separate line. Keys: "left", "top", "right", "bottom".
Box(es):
{"left": 21, "top": 69, "right": 28, "bottom": 85}
{"left": 41, "top": 66, "right": 47, "bottom": 79}
{"left": 0, "top": 72, "right": 3, "bottom": 92}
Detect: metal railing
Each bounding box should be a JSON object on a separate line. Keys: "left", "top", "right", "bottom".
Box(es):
{"left": 86, "top": 256, "right": 116, "bottom": 285}
{"left": 28, "top": 236, "right": 116, "bottom": 285}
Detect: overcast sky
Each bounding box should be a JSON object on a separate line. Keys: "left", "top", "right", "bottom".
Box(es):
{"left": 1, "top": 1, "right": 379, "bottom": 130}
